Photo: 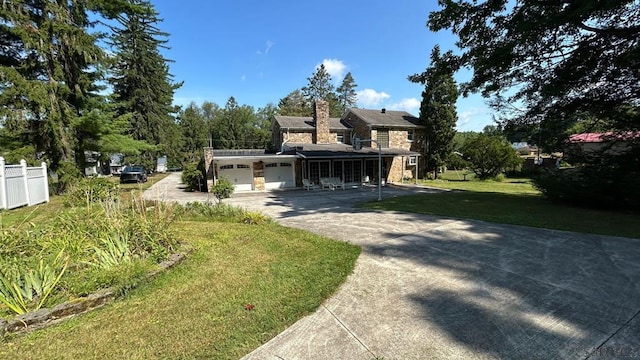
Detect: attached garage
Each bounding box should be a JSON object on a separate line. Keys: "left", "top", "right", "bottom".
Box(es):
{"left": 264, "top": 162, "right": 295, "bottom": 190}
{"left": 218, "top": 163, "right": 253, "bottom": 191}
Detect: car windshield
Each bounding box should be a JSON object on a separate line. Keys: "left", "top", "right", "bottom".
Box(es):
{"left": 123, "top": 166, "right": 144, "bottom": 173}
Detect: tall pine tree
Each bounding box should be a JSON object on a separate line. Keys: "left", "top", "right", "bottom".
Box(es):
{"left": 409, "top": 46, "right": 458, "bottom": 179}
{"left": 109, "top": 0, "right": 182, "bottom": 170}
{"left": 0, "top": 0, "right": 130, "bottom": 171}
{"left": 336, "top": 72, "right": 358, "bottom": 114}
{"left": 301, "top": 64, "right": 342, "bottom": 117}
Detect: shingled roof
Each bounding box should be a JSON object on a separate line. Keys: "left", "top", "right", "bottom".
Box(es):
{"left": 346, "top": 108, "right": 422, "bottom": 128}
{"left": 273, "top": 116, "right": 348, "bottom": 131}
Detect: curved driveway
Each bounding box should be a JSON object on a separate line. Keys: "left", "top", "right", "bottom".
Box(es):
{"left": 145, "top": 173, "right": 640, "bottom": 360}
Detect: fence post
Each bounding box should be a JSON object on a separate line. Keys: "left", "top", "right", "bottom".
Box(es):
{"left": 0, "top": 157, "right": 6, "bottom": 210}
{"left": 42, "top": 162, "right": 50, "bottom": 203}
{"left": 21, "top": 159, "right": 31, "bottom": 206}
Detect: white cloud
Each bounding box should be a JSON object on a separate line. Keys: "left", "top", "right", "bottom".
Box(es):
{"left": 387, "top": 98, "right": 420, "bottom": 114}
{"left": 257, "top": 40, "right": 275, "bottom": 55}
{"left": 456, "top": 107, "right": 495, "bottom": 131}
{"left": 319, "top": 59, "right": 347, "bottom": 81}
{"left": 356, "top": 89, "right": 391, "bottom": 107}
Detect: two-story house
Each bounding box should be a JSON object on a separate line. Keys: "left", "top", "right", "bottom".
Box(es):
{"left": 204, "top": 100, "right": 423, "bottom": 191}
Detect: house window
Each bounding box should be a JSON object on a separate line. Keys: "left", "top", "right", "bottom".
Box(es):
{"left": 377, "top": 129, "right": 389, "bottom": 148}
{"left": 279, "top": 162, "right": 292, "bottom": 167}
{"left": 219, "top": 165, "right": 233, "bottom": 170}
{"left": 336, "top": 132, "right": 344, "bottom": 143}
{"left": 407, "top": 156, "right": 417, "bottom": 166}
{"left": 237, "top": 164, "right": 250, "bottom": 169}
{"left": 265, "top": 163, "right": 277, "bottom": 168}
{"left": 407, "top": 130, "right": 414, "bottom": 142}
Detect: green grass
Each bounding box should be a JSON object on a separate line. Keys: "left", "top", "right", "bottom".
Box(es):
{"left": 0, "top": 173, "right": 169, "bottom": 228}
{"left": 363, "top": 171, "right": 640, "bottom": 239}
{"left": 0, "top": 220, "right": 360, "bottom": 359}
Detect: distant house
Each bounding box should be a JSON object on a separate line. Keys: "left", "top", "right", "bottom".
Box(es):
{"left": 156, "top": 156, "right": 167, "bottom": 173}
{"left": 566, "top": 132, "right": 639, "bottom": 162}
{"left": 204, "top": 100, "right": 423, "bottom": 191}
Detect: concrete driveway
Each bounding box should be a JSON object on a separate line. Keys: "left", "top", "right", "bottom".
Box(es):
{"left": 145, "top": 173, "right": 640, "bottom": 360}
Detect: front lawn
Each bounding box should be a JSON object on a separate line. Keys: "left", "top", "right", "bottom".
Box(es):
{"left": 1, "top": 220, "right": 359, "bottom": 359}
{"left": 363, "top": 172, "right": 640, "bottom": 239}
{"left": 0, "top": 181, "right": 360, "bottom": 359}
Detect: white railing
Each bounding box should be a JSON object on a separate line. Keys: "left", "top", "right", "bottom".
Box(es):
{"left": 0, "top": 157, "right": 50, "bottom": 210}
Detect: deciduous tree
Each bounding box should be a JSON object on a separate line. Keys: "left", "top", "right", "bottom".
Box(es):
{"left": 427, "top": 1, "right": 640, "bottom": 149}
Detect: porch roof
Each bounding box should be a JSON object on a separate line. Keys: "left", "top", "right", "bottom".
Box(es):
{"left": 212, "top": 154, "right": 297, "bottom": 162}
{"left": 282, "top": 143, "right": 420, "bottom": 159}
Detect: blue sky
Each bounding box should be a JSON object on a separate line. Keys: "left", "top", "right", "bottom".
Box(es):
{"left": 151, "top": 0, "right": 494, "bottom": 131}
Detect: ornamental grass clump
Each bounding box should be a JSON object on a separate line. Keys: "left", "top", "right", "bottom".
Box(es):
{"left": 0, "top": 194, "right": 181, "bottom": 316}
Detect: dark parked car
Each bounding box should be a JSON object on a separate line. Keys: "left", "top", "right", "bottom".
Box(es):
{"left": 120, "top": 165, "right": 148, "bottom": 183}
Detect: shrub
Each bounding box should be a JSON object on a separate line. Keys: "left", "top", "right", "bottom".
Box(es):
{"left": 534, "top": 157, "right": 640, "bottom": 210}
{"left": 52, "top": 161, "right": 83, "bottom": 194}
{"left": 462, "top": 134, "right": 522, "bottom": 179}
{"left": 64, "top": 177, "right": 120, "bottom": 207}
{"left": 181, "top": 160, "right": 206, "bottom": 192}
{"left": 242, "top": 211, "right": 270, "bottom": 225}
{"left": 211, "top": 177, "right": 235, "bottom": 203}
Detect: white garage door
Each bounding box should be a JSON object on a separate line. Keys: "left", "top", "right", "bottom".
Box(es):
{"left": 218, "top": 164, "right": 253, "bottom": 191}
{"left": 264, "top": 162, "right": 294, "bottom": 190}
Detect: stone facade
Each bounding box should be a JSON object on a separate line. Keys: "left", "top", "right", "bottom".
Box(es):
{"left": 284, "top": 131, "right": 313, "bottom": 144}
{"left": 344, "top": 112, "right": 371, "bottom": 142}
{"left": 314, "top": 100, "right": 332, "bottom": 144}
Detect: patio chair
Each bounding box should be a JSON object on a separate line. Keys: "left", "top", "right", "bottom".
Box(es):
{"left": 302, "top": 179, "right": 319, "bottom": 190}
{"left": 331, "top": 177, "right": 345, "bottom": 190}
{"left": 319, "top": 177, "right": 334, "bottom": 190}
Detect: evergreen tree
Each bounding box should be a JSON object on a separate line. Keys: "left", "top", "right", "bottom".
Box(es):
{"left": 0, "top": 0, "right": 129, "bottom": 171}
{"left": 301, "top": 65, "right": 342, "bottom": 117}
{"left": 409, "top": 46, "right": 458, "bottom": 179}
{"left": 336, "top": 72, "right": 358, "bottom": 113}
{"left": 178, "top": 102, "right": 208, "bottom": 163}
{"left": 278, "top": 89, "right": 311, "bottom": 116}
{"left": 109, "top": 0, "right": 182, "bottom": 169}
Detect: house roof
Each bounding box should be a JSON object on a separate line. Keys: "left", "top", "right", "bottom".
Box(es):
{"left": 569, "top": 132, "right": 640, "bottom": 143}
{"left": 283, "top": 143, "right": 420, "bottom": 159}
{"left": 273, "top": 116, "right": 348, "bottom": 131}
{"left": 346, "top": 108, "right": 422, "bottom": 128}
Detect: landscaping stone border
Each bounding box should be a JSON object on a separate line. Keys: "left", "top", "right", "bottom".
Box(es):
{"left": 0, "top": 247, "right": 192, "bottom": 336}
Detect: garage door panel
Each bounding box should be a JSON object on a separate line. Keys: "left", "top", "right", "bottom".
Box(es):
{"left": 265, "top": 163, "right": 294, "bottom": 190}
{"left": 219, "top": 165, "right": 252, "bottom": 191}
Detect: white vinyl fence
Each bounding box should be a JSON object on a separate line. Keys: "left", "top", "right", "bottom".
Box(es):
{"left": 0, "top": 157, "right": 50, "bottom": 210}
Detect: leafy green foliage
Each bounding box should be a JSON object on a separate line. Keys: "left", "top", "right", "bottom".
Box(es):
{"left": 462, "top": 134, "right": 521, "bottom": 179}
{"left": 534, "top": 148, "right": 640, "bottom": 210}
{"left": 409, "top": 46, "right": 458, "bottom": 178}
{"left": 0, "top": 194, "right": 180, "bottom": 316}
{"left": 52, "top": 161, "right": 83, "bottom": 195}
{"left": 0, "top": 253, "right": 68, "bottom": 315}
{"left": 181, "top": 161, "right": 205, "bottom": 191}
{"left": 63, "top": 177, "right": 120, "bottom": 207}
{"left": 211, "top": 177, "right": 235, "bottom": 203}
{"left": 427, "top": 1, "right": 640, "bottom": 151}
{"left": 241, "top": 211, "right": 270, "bottom": 225}
{"left": 86, "top": 234, "right": 134, "bottom": 270}
{"left": 278, "top": 89, "right": 311, "bottom": 116}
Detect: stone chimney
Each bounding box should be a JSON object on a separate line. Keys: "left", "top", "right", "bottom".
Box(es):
{"left": 313, "top": 100, "right": 331, "bottom": 144}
